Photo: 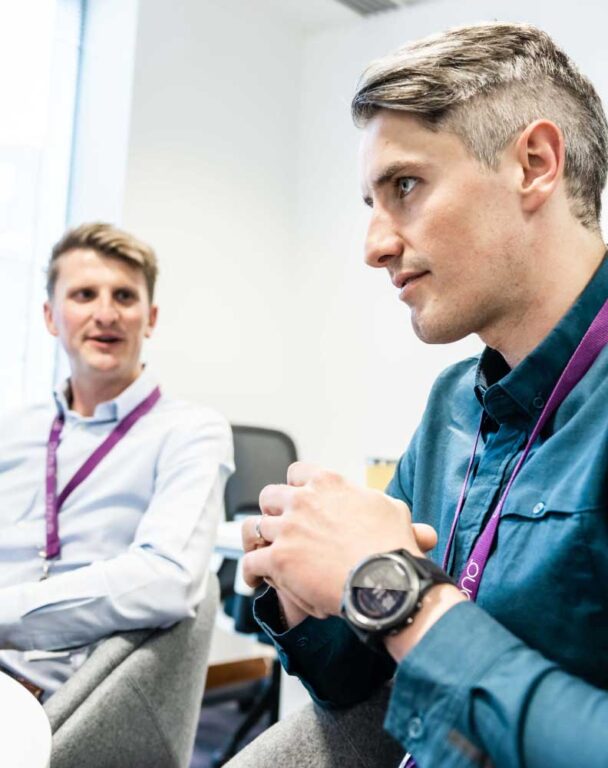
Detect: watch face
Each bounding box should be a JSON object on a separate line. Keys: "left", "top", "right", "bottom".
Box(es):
{"left": 348, "top": 555, "right": 419, "bottom": 627}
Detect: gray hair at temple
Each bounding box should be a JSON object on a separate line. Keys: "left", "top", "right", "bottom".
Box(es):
{"left": 352, "top": 22, "right": 608, "bottom": 229}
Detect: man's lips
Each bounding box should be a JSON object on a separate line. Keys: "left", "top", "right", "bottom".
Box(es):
{"left": 86, "top": 335, "right": 124, "bottom": 345}
{"left": 393, "top": 270, "right": 430, "bottom": 300}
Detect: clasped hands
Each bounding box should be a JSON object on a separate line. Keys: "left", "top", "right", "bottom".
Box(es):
{"left": 241, "top": 461, "right": 438, "bottom": 626}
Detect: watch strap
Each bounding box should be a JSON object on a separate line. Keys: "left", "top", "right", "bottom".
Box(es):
{"left": 342, "top": 549, "right": 455, "bottom": 651}
{"left": 399, "top": 550, "right": 455, "bottom": 593}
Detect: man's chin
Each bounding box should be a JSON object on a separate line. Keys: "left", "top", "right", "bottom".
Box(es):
{"left": 76, "top": 355, "right": 124, "bottom": 379}
{"left": 84, "top": 356, "right": 121, "bottom": 372}
{"left": 411, "top": 314, "right": 472, "bottom": 345}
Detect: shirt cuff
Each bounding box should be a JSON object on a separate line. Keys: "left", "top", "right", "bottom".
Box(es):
{"left": 254, "top": 586, "right": 346, "bottom": 674}
{"left": 384, "top": 601, "right": 530, "bottom": 767}
{"left": 0, "top": 584, "right": 29, "bottom": 650}
{"left": 254, "top": 586, "right": 396, "bottom": 708}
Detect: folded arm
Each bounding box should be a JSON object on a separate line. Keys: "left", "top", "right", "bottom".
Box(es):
{"left": 0, "top": 413, "right": 233, "bottom": 650}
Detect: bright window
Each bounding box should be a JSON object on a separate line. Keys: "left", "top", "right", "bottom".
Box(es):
{"left": 0, "top": 0, "right": 83, "bottom": 414}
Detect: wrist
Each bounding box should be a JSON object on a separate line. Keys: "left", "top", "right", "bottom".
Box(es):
{"left": 384, "top": 583, "right": 465, "bottom": 662}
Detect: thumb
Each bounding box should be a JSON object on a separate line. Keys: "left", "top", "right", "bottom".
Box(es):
{"left": 412, "top": 523, "right": 438, "bottom": 553}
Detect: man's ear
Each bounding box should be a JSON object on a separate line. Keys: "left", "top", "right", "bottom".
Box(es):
{"left": 515, "top": 119, "right": 565, "bottom": 214}
{"left": 43, "top": 301, "right": 58, "bottom": 337}
{"left": 145, "top": 304, "right": 158, "bottom": 338}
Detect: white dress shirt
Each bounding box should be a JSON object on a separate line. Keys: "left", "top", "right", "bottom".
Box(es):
{"left": 0, "top": 368, "right": 233, "bottom": 698}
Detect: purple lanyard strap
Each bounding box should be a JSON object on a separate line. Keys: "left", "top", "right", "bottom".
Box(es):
{"left": 403, "top": 298, "right": 608, "bottom": 768}
{"left": 44, "top": 386, "right": 161, "bottom": 561}
{"left": 443, "top": 298, "right": 608, "bottom": 600}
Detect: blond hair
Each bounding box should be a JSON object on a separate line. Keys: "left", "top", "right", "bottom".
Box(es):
{"left": 352, "top": 22, "right": 608, "bottom": 228}
{"left": 47, "top": 222, "right": 158, "bottom": 300}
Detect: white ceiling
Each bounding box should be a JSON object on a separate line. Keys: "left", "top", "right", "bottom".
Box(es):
{"left": 257, "top": 0, "right": 358, "bottom": 34}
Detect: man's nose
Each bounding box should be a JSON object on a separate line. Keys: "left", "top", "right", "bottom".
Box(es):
{"left": 364, "top": 211, "right": 404, "bottom": 269}
{"left": 92, "top": 296, "right": 120, "bottom": 325}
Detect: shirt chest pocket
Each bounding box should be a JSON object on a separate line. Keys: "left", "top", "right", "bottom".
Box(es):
{"left": 480, "top": 486, "right": 608, "bottom": 684}
{"left": 500, "top": 483, "right": 606, "bottom": 521}
{"left": 490, "top": 485, "right": 607, "bottom": 618}
{"left": 497, "top": 485, "right": 604, "bottom": 568}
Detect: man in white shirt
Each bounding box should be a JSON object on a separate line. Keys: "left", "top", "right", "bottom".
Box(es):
{"left": 0, "top": 222, "right": 233, "bottom": 699}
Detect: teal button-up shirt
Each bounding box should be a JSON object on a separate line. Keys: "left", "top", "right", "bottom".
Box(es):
{"left": 255, "top": 257, "right": 608, "bottom": 767}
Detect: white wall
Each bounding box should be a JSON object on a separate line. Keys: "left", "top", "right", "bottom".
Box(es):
{"left": 123, "top": 0, "right": 304, "bottom": 433}
{"left": 123, "top": 0, "right": 608, "bottom": 483}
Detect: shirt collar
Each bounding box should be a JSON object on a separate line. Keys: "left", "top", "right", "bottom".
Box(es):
{"left": 475, "top": 254, "right": 608, "bottom": 426}
{"left": 53, "top": 367, "right": 160, "bottom": 423}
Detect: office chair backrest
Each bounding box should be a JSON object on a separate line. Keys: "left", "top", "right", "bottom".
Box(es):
{"left": 45, "top": 573, "right": 220, "bottom": 768}
{"left": 220, "top": 425, "right": 298, "bottom": 631}
{"left": 224, "top": 426, "right": 298, "bottom": 521}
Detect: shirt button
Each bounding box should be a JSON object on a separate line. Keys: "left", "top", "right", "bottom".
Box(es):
{"left": 295, "top": 637, "right": 309, "bottom": 649}
{"left": 532, "top": 502, "right": 545, "bottom": 516}
{"left": 407, "top": 716, "right": 425, "bottom": 741}
{"left": 532, "top": 396, "right": 545, "bottom": 409}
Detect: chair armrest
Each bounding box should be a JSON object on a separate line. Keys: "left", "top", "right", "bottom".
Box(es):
{"left": 44, "top": 573, "right": 220, "bottom": 768}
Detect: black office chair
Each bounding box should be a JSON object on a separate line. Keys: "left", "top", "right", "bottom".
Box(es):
{"left": 206, "top": 425, "right": 297, "bottom": 766}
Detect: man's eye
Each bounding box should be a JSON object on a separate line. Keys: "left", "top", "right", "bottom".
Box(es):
{"left": 115, "top": 289, "right": 136, "bottom": 303}
{"left": 73, "top": 289, "right": 95, "bottom": 301}
{"left": 397, "top": 177, "right": 418, "bottom": 197}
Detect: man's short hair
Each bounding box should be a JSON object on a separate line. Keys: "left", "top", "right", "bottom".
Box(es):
{"left": 352, "top": 22, "right": 608, "bottom": 229}
{"left": 47, "top": 222, "right": 159, "bottom": 300}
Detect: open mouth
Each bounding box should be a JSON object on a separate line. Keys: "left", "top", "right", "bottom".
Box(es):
{"left": 88, "top": 335, "right": 123, "bottom": 345}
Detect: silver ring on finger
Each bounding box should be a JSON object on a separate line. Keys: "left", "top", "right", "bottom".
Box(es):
{"left": 254, "top": 515, "right": 268, "bottom": 547}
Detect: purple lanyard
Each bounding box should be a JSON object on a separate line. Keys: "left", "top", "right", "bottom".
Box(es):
{"left": 402, "top": 297, "right": 608, "bottom": 768}
{"left": 443, "top": 297, "right": 608, "bottom": 600}
{"left": 43, "top": 386, "right": 161, "bottom": 571}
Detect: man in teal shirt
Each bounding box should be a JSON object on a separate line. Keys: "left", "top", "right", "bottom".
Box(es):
{"left": 230, "top": 22, "right": 608, "bottom": 767}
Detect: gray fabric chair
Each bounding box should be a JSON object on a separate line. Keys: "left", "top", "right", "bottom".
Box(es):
{"left": 44, "top": 572, "right": 219, "bottom": 768}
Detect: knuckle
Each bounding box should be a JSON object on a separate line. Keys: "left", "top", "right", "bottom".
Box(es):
{"left": 280, "top": 515, "right": 297, "bottom": 537}
{"left": 311, "top": 468, "right": 342, "bottom": 488}
{"left": 323, "top": 469, "right": 342, "bottom": 484}
{"left": 393, "top": 498, "right": 411, "bottom": 519}
{"left": 270, "top": 545, "right": 289, "bottom": 571}
{"left": 286, "top": 461, "right": 304, "bottom": 484}
{"left": 258, "top": 484, "right": 275, "bottom": 507}
{"left": 289, "top": 489, "right": 308, "bottom": 513}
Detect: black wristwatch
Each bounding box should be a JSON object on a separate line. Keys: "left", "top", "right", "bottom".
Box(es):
{"left": 341, "top": 549, "right": 455, "bottom": 650}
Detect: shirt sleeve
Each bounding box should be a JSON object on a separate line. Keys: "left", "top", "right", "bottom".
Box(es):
{"left": 254, "top": 586, "right": 396, "bottom": 708}
{"left": 0, "top": 410, "right": 234, "bottom": 651}
{"left": 384, "top": 600, "right": 608, "bottom": 768}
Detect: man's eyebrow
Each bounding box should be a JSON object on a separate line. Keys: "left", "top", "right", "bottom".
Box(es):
{"left": 371, "top": 161, "right": 425, "bottom": 189}
{"left": 68, "top": 283, "right": 93, "bottom": 290}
